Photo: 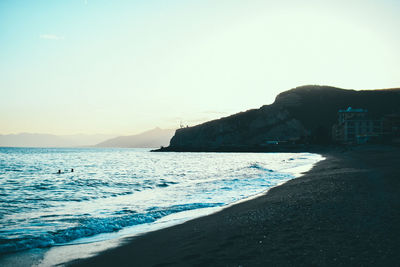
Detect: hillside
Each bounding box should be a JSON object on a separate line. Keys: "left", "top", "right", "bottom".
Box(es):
{"left": 158, "top": 85, "right": 400, "bottom": 151}
{"left": 95, "top": 128, "right": 175, "bottom": 148}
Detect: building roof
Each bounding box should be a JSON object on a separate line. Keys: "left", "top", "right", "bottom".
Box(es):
{"left": 338, "top": 107, "right": 367, "bottom": 113}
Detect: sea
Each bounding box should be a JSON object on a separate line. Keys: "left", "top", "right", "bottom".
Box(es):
{"left": 0, "top": 147, "right": 323, "bottom": 266}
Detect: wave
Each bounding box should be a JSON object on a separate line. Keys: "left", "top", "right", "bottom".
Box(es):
{"left": 156, "top": 180, "right": 178, "bottom": 188}
{"left": 0, "top": 202, "right": 221, "bottom": 254}
{"left": 248, "top": 163, "right": 274, "bottom": 172}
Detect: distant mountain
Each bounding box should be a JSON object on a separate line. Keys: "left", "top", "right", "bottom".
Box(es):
{"left": 0, "top": 133, "right": 116, "bottom": 147}
{"left": 158, "top": 85, "right": 400, "bottom": 151}
{"left": 60, "top": 134, "right": 118, "bottom": 147}
{"left": 95, "top": 128, "right": 175, "bottom": 148}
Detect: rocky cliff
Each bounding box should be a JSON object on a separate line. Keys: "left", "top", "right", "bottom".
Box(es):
{"left": 159, "top": 85, "right": 400, "bottom": 151}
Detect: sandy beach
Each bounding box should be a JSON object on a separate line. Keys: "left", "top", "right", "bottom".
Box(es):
{"left": 70, "top": 145, "right": 400, "bottom": 266}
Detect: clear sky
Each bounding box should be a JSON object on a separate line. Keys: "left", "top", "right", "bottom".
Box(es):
{"left": 1, "top": 0, "right": 399, "bottom": 135}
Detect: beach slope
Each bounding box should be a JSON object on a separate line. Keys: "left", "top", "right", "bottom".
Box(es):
{"left": 71, "top": 146, "right": 400, "bottom": 266}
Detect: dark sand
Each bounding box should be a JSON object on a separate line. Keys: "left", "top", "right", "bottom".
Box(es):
{"left": 71, "top": 146, "right": 400, "bottom": 266}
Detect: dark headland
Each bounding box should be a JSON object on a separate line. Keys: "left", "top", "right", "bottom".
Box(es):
{"left": 155, "top": 85, "right": 400, "bottom": 152}
{"left": 71, "top": 85, "right": 400, "bottom": 266}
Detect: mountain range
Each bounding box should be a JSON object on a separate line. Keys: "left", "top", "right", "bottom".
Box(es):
{"left": 95, "top": 128, "right": 175, "bottom": 148}
{"left": 0, "top": 133, "right": 117, "bottom": 148}
{"left": 0, "top": 128, "right": 175, "bottom": 148}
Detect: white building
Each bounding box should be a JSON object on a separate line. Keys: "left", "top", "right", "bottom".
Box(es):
{"left": 332, "top": 107, "right": 383, "bottom": 144}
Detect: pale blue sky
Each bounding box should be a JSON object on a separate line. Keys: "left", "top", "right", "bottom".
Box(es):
{"left": 1, "top": 0, "right": 399, "bottom": 135}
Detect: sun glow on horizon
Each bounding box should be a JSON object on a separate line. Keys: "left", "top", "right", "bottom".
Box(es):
{"left": 1, "top": 0, "right": 399, "bottom": 135}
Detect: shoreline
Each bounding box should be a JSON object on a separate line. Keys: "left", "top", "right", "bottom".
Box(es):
{"left": 70, "top": 145, "right": 400, "bottom": 266}
{"left": 47, "top": 152, "right": 321, "bottom": 266}
{"left": 151, "top": 144, "right": 324, "bottom": 153}
{"left": 0, "top": 151, "right": 321, "bottom": 267}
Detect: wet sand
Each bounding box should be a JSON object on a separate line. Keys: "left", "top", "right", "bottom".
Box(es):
{"left": 71, "top": 146, "right": 400, "bottom": 266}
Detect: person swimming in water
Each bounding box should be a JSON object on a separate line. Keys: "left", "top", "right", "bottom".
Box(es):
{"left": 58, "top": 170, "right": 61, "bottom": 174}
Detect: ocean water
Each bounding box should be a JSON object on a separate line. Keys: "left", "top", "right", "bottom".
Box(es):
{"left": 0, "top": 147, "right": 323, "bottom": 263}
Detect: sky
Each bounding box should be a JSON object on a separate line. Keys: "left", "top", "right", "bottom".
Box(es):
{"left": 1, "top": 0, "right": 399, "bottom": 135}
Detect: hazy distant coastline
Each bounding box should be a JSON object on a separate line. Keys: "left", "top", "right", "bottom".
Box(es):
{"left": 95, "top": 128, "right": 175, "bottom": 148}
{"left": 0, "top": 133, "right": 116, "bottom": 148}
{"left": 0, "top": 128, "right": 175, "bottom": 148}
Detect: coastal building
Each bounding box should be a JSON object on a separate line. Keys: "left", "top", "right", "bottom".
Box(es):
{"left": 332, "top": 107, "right": 383, "bottom": 144}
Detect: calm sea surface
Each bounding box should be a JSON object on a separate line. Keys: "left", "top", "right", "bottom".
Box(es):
{"left": 0, "top": 147, "right": 323, "bottom": 257}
